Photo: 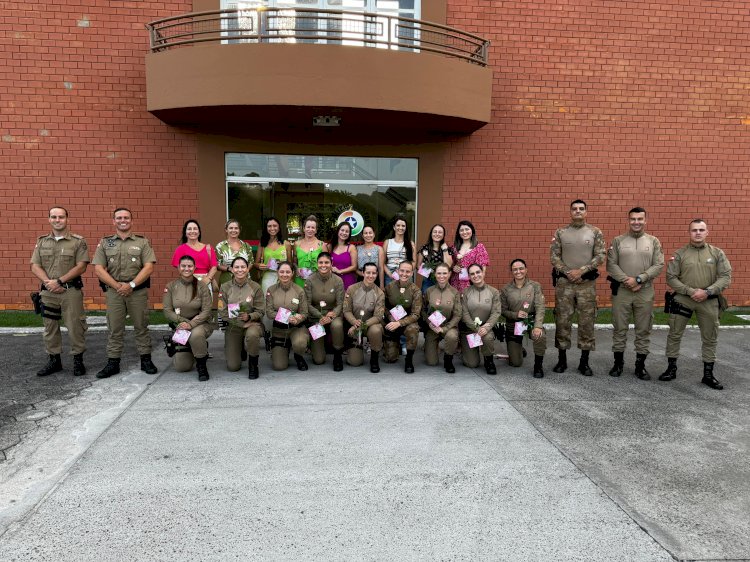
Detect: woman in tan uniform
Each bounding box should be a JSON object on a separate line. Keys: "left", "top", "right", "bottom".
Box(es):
{"left": 422, "top": 263, "right": 461, "bottom": 373}
{"left": 304, "top": 252, "right": 345, "bottom": 371}
{"left": 460, "top": 263, "right": 502, "bottom": 374}
{"left": 500, "top": 258, "right": 546, "bottom": 378}
{"left": 163, "top": 255, "right": 214, "bottom": 381}
{"left": 265, "top": 261, "right": 310, "bottom": 371}
{"left": 218, "top": 257, "right": 265, "bottom": 379}
{"left": 343, "top": 262, "right": 385, "bottom": 373}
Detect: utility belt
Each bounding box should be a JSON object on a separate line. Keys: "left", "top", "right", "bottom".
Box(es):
{"left": 99, "top": 278, "right": 150, "bottom": 293}
{"left": 31, "top": 276, "right": 84, "bottom": 317}
{"left": 552, "top": 268, "right": 599, "bottom": 287}
{"left": 37, "top": 276, "right": 83, "bottom": 291}
{"left": 664, "top": 291, "right": 724, "bottom": 319}
{"left": 270, "top": 335, "right": 291, "bottom": 349}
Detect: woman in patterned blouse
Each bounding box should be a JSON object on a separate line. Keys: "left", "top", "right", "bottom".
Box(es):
{"left": 450, "top": 220, "right": 490, "bottom": 293}
{"left": 215, "top": 218, "right": 254, "bottom": 287}
{"left": 416, "top": 223, "right": 454, "bottom": 294}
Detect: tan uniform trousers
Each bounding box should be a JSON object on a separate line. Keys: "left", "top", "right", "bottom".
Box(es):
{"left": 270, "top": 327, "right": 309, "bottom": 371}
{"left": 383, "top": 324, "right": 419, "bottom": 363}
{"left": 224, "top": 323, "right": 264, "bottom": 372}
{"left": 461, "top": 331, "right": 496, "bottom": 368}
{"left": 611, "top": 285, "right": 654, "bottom": 355}
{"left": 506, "top": 329, "right": 547, "bottom": 368}
{"left": 666, "top": 294, "right": 720, "bottom": 363}
{"left": 346, "top": 324, "right": 383, "bottom": 366}
{"left": 105, "top": 287, "right": 151, "bottom": 358}
{"left": 172, "top": 324, "right": 214, "bottom": 372}
{"left": 310, "top": 317, "right": 345, "bottom": 365}
{"left": 41, "top": 288, "right": 87, "bottom": 355}
{"left": 423, "top": 327, "right": 459, "bottom": 366}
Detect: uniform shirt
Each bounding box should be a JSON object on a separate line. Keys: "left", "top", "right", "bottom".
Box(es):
{"left": 461, "top": 284, "right": 501, "bottom": 330}
{"left": 218, "top": 279, "right": 264, "bottom": 323}
{"left": 92, "top": 233, "right": 157, "bottom": 282}
{"left": 667, "top": 243, "right": 732, "bottom": 296}
{"left": 384, "top": 280, "right": 422, "bottom": 327}
{"left": 422, "top": 284, "right": 461, "bottom": 330}
{"left": 265, "top": 283, "right": 308, "bottom": 322}
{"left": 606, "top": 232, "right": 664, "bottom": 284}
{"left": 31, "top": 232, "right": 89, "bottom": 279}
{"left": 163, "top": 279, "right": 212, "bottom": 328}
{"left": 551, "top": 222, "right": 606, "bottom": 273}
{"left": 304, "top": 272, "right": 344, "bottom": 321}
{"left": 343, "top": 282, "right": 385, "bottom": 327}
{"left": 500, "top": 279, "right": 545, "bottom": 327}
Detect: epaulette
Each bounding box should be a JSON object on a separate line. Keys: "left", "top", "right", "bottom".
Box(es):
{"left": 37, "top": 234, "right": 50, "bottom": 241}
{"left": 131, "top": 233, "right": 145, "bottom": 239}
{"left": 71, "top": 233, "right": 84, "bottom": 240}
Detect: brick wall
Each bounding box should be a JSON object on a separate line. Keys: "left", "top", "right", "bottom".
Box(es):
{"left": 445, "top": 0, "right": 750, "bottom": 306}
{"left": 0, "top": 1, "right": 197, "bottom": 309}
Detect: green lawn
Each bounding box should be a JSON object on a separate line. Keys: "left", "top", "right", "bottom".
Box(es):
{"left": 0, "top": 310, "right": 169, "bottom": 328}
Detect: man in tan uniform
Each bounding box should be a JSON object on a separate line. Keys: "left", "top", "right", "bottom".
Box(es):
{"left": 30, "top": 207, "right": 90, "bottom": 377}
{"left": 383, "top": 261, "right": 422, "bottom": 373}
{"left": 550, "top": 199, "right": 606, "bottom": 376}
{"left": 606, "top": 207, "right": 664, "bottom": 380}
{"left": 660, "top": 219, "right": 732, "bottom": 390}
{"left": 93, "top": 208, "right": 158, "bottom": 378}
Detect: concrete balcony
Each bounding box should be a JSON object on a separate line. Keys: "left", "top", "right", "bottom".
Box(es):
{"left": 145, "top": 8, "right": 492, "bottom": 134}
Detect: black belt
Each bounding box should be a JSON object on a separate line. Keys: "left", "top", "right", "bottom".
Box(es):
{"left": 41, "top": 276, "right": 83, "bottom": 290}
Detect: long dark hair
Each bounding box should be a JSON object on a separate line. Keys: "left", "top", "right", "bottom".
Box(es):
{"left": 260, "top": 217, "right": 285, "bottom": 247}
{"left": 178, "top": 255, "right": 198, "bottom": 301}
{"left": 180, "top": 219, "right": 202, "bottom": 244}
{"left": 329, "top": 222, "right": 352, "bottom": 251}
{"left": 453, "top": 220, "right": 478, "bottom": 249}
{"left": 422, "top": 223, "right": 447, "bottom": 250}
{"left": 391, "top": 215, "right": 413, "bottom": 262}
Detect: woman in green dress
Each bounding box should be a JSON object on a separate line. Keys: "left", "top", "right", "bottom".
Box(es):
{"left": 215, "top": 218, "right": 254, "bottom": 287}
{"left": 294, "top": 214, "right": 329, "bottom": 287}
{"left": 255, "top": 217, "right": 293, "bottom": 294}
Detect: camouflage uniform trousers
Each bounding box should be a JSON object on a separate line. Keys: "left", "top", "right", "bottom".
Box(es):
{"left": 665, "top": 294, "right": 720, "bottom": 363}
{"left": 611, "top": 285, "right": 654, "bottom": 355}
{"left": 554, "top": 277, "right": 597, "bottom": 351}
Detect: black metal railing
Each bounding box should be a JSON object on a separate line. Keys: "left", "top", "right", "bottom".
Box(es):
{"left": 146, "top": 8, "right": 489, "bottom": 66}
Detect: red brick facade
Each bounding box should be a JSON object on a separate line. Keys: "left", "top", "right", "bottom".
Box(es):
{"left": 1, "top": 1, "right": 748, "bottom": 308}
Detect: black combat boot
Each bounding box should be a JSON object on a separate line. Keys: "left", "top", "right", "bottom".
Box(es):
{"left": 701, "top": 362, "right": 723, "bottom": 390}
{"left": 552, "top": 349, "right": 567, "bottom": 373}
{"left": 96, "top": 358, "right": 120, "bottom": 379}
{"left": 634, "top": 353, "right": 650, "bottom": 380}
{"left": 608, "top": 351, "right": 624, "bottom": 377}
{"left": 578, "top": 350, "right": 593, "bottom": 376}
{"left": 248, "top": 355, "right": 259, "bottom": 379}
{"left": 444, "top": 353, "right": 456, "bottom": 374}
{"left": 533, "top": 355, "right": 545, "bottom": 378}
{"left": 370, "top": 350, "right": 380, "bottom": 373}
{"left": 659, "top": 358, "right": 677, "bottom": 381}
{"left": 241, "top": 349, "right": 248, "bottom": 362}
{"left": 140, "top": 354, "right": 158, "bottom": 375}
{"left": 294, "top": 353, "right": 309, "bottom": 371}
{"left": 333, "top": 350, "right": 344, "bottom": 372}
{"left": 484, "top": 355, "right": 497, "bottom": 375}
{"left": 404, "top": 350, "right": 415, "bottom": 373}
{"left": 73, "top": 353, "right": 86, "bottom": 377}
{"left": 37, "top": 354, "right": 62, "bottom": 377}
{"left": 196, "top": 356, "right": 209, "bottom": 382}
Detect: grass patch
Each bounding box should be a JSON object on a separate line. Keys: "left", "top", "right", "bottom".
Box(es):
{"left": 0, "top": 310, "right": 169, "bottom": 328}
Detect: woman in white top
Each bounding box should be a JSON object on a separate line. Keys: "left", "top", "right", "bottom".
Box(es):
{"left": 379, "top": 216, "right": 416, "bottom": 287}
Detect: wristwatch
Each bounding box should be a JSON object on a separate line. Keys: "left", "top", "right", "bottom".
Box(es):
{"left": 636, "top": 276, "right": 643, "bottom": 285}
{"left": 129, "top": 281, "right": 136, "bottom": 289}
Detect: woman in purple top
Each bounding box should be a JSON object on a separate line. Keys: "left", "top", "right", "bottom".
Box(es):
{"left": 329, "top": 222, "right": 358, "bottom": 290}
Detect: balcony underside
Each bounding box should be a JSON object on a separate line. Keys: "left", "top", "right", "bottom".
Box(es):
{"left": 146, "top": 43, "right": 492, "bottom": 134}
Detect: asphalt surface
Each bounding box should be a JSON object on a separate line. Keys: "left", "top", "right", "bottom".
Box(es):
{"left": 0, "top": 326, "right": 748, "bottom": 560}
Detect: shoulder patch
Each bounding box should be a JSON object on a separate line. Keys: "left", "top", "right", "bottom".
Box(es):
{"left": 71, "top": 233, "right": 83, "bottom": 240}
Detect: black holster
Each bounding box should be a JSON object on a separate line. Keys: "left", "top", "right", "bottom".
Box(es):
{"left": 665, "top": 291, "right": 693, "bottom": 319}
{"left": 582, "top": 269, "right": 600, "bottom": 281}
{"left": 31, "top": 291, "right": 43, "bottom": 314}
{"left": 606, "top": 275, "right": 620, "bottom": 296}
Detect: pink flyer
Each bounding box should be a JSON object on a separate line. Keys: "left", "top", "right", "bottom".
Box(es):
{"left": 467, "top": 333, "right": 482, "bottom": 348}
{"left": 390, "top": 305, "right": 407, "bottom": 321}
{"left": 428, "top": 310, "right": 446, "bottom": 326}
{"left": 172, "top": 329, "right": 190, "bottom": 345}
{"left": 275, "top": 307, "right": 292, "bottom": 324}
{"left": 308, "top": 323, "right": 326, "bottom": 340}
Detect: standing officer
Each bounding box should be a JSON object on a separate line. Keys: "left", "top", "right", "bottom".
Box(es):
{"left": 93, "top": 208, "right": 158, "bottom": 378}
{"left": 30, "top": 207, "right": 89, "bottom": 377}
{"left": 660, "top": 219, "right": 732, "bottom": 390}
{"left": 383, "top": 261, "right": 422, "bottom": 373}
{"left": 606, "top": 207, "right": 664, "bottom": 380}
{"left": 550, "top": 199, "right": 606, "bottom": 376}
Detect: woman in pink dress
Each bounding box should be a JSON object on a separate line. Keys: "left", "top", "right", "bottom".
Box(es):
{"left": 450, "top": 220, "right": 490, "bottom": 292}
{"left": 329, "top": 222, "right": 358, "bottom": 290}
{"left": 171, "top": 219, "right": 219, "bottom": 291}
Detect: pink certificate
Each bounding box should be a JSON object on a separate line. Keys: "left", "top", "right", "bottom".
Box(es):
{"left": 390, "top": 305, "right": 407, "bottom": 321}
{"left": 459, "top": 268, "right": 469, "bottom": 281}
{"left": 298, "top": 267, "right": 313, "bottom": 279}
{"left": 467, "top": 333, "right": 482, "bottom": 348}
{"left": 227, "top": 303, "right": 239, "bottom": 318}
{"left": 418, "top": 264, "right": 432, "bottom": 279}
{"left": 308, "top": 323, "right": 326, "bottom": 340}
{"left": 514, "top": 321, "right": 527, "bottom": 336}
{"left": 428, "top": 310, "right": 446, "bottom": 327}
{"left": 267, "top": 258, "right": 279, "bottom": 271}
{"left": 172, "top": 329, "right": 190, "bottom": 345}
{"left": 275, "top": 307, "right": 292, "bottom": 324}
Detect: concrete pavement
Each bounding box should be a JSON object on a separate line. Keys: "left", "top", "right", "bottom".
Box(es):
{"left": 0, "top": 327, "right": 748, "bottom": 561}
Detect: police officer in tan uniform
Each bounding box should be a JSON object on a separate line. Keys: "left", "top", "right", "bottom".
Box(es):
{"left": 660, "top": 219, "right": 732, "bottom": 390}
{"left": 304, "top": 252, "right": 345, "bottom": 371}
{"left": 461, "top": 264, "right": 502, "bottom": 374}
{"left": 383, "top": 261, "right": 423, "bottom": 373}
{"left": 343, "top": 262, "right": 385, "bottom": 373}
{"left": 265, "top": 261, "right": 310, "bottom": 371}
{"left": 606, "top": 207, "right": 664, "bottom": 380}
{"left": 30, "top": 207, "right": 90, "bottom": 377}
{"left": 422, "top": 263, "right": 461, "bottom": 373}
{"left": 218, "top": 256, "right": 265, "bottom": 379}
{"left": 93, "top": 207, "right": 158, "bottom": 378}
{"left": 550, "top": 199, "right": 606, "bottom": 376}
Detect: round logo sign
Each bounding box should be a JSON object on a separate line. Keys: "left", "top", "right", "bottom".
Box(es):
{"left": 337, "top": 210, "right": 364, "bottom": 237}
